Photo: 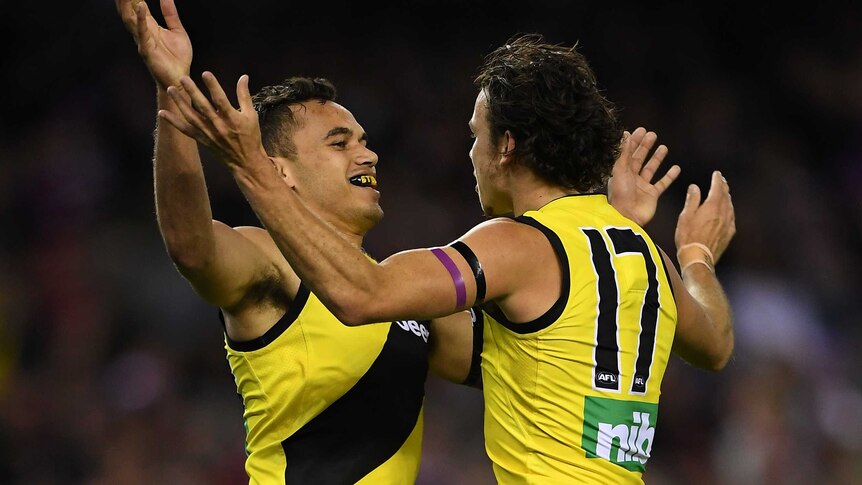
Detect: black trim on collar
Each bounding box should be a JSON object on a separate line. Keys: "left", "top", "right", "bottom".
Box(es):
{"left": 482, "top": 216, "right": 570, "bottom": 334}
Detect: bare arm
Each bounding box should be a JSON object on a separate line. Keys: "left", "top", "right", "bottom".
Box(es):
{"left": 117, "top": 0, "right": 280, "bottom": 310}
{"left": 158, "top": 74, "right": 551, "bottom": 323}
{"left": 428, "top": 310, "right": 482, "bottom": 387}
{"left": 667, "top": 171, "right": 736, "bottom": 370}
{"left": 607, "top": 127, "right": 680, "bottom": 226}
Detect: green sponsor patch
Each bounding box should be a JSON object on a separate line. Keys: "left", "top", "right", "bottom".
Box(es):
{"left": 582, "top": 396, "right": 658, "bottom": 472}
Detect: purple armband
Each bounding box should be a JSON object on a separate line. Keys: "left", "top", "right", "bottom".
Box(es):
{"left": 430, "top": 247, "right": 466, "bottom": 308}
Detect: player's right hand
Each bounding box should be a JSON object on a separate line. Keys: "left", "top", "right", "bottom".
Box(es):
{"left": 675, "top": 171, "right": 736, "bottom": 264}
{"left": 115, "top": 0, "right": 192, "bottom": 89}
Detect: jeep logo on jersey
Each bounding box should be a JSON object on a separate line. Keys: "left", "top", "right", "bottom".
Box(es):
{"left": 582, "top": 396, "right": 658, "bottom": 472}
{"left": 396, "top": 320, "right": 429, "bottom": 343}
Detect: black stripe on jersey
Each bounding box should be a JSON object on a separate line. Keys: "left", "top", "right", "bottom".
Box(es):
{"left": 608, "top": 228, "right": 660, "bottom": 395}
{"left": 281, "top": 321, "right": 429, "bottom": 484}
{"left": 482, "top": 216, "right": 570, "bottom": 335}
{"left": 583, "top": 228, "right": 621, "bottom": 392}
{"left": 222, "top": 284, "right": 310, "bottom": 352}
{"left": 462, "top": 307, "right": 484, "bottom": 388}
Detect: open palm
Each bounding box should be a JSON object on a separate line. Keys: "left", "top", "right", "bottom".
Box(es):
{"left": 116, "top": 0, "right": 192, "bottom": 88}
{"left": 608, "top": 127, "right": 680, "bottom": 226}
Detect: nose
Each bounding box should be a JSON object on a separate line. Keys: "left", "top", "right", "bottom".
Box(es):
{"left": 358, "top": 145, "right": 378, "bottom": 167}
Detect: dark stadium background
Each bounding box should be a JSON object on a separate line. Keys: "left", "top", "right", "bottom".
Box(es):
{"left": 1, "top": 1, "right": 861, "bottom": 483}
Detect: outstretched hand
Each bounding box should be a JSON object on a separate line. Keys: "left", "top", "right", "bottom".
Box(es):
{"left": 115, "top": 0, "right": 192, "bottom": 89}
{"left": 675, "top": 171, "right": 736, "bottom": 268}
{"left": 608, "top": 127, "right": 680, "bottom": 226}
{"left": 159, "top": 72, "right": 271, "bottom": 172}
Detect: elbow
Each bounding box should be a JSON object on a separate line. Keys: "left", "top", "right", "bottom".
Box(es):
{"left": 704, "top": 339, "right": 734, "bottom": 372}
{"left": 327, "top": 291, "right": 382, "bottom": 327}
{"left": 162, "top": 231, "right": 217, "bottom": 274}
{"left": 165, "top": 244, "right": 213, "bottom": 275}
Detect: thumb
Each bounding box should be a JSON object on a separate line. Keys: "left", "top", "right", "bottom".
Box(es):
{"left": 679, "top": 184, "right": 701, "bottom": 220}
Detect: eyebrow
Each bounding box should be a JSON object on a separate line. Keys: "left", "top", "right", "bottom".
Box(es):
{"left": 324, "top": 127, "right": 352, "bottom": 139}
{"left": 324, "top": 127, "right": 369, "bottom": 144}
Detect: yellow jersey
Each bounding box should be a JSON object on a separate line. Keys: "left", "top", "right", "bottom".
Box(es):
{"left": 480, "top": 194, "right": 677, "bottom": 484}
{"left": 224, "top": 284, "right": 430, "bottom": 484}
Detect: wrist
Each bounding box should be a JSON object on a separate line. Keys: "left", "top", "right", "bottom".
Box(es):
{"left": 230, "top": 151, "right": 279, "bottom": 182}
{"left": 677, "top": 242, "right": 715, "bottom": 274}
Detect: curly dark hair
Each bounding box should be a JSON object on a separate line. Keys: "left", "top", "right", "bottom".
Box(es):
{"left": 252, "top": 77, "right": 337, "bottom": 159}
{"left": 474, "top": 34, "right": 622, "bottom": 192}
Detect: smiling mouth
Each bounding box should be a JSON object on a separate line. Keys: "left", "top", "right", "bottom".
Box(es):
{"left": 349, "top": 175, "right": 378, "bottom": 189}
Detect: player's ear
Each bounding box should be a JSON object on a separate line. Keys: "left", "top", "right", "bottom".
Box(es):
{"left": 499, "top": 130, "right": 516, "bottom": 167}
{"left": 270, "top": 157, "right": 296, "bottom": 188}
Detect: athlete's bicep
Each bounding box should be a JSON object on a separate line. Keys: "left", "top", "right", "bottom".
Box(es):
{"left": 363, "top": 219, "right": 527, "bottom": 322}
{"left": 180, "top": 223, "right": 288, "bottom": 311}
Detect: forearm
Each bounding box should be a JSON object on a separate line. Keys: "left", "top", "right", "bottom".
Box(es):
{"left": 681, "top": 265, "right": 734, "bottom": 369}
{"left": 154, "top": 89, "right": 216, "bottom": 269}
{"left": 230, "top": 156, "right": 378, "bottom": 322}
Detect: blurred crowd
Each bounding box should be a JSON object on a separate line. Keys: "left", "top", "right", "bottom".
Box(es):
{"left": 1, "top": 1, "right": 860, "bottom": 483}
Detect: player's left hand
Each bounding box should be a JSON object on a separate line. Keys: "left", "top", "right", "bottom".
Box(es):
{"left": 159, "top": 72, "right": 271, "bottom": 172}
{"left": 608, "top": 127, "right": 680, "bottom": 226}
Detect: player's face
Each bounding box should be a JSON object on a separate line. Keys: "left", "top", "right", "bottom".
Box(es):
{"left": 469, "top": 90, "right": 510, "bottom": 216}
{"left": 284, "top": 101, "right": 383, "bottom": 235}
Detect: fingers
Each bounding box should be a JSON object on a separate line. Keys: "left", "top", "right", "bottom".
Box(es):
{"left": 630, "top": 128, "right": 656, "bottom": 171}
{"left": 117, "top": 0, "right": 140, "bottom": 32}
{"left": 612, "top": 127, "right": 645, "bottom": 177}
{"left": 652, "top": 164, "right": 681, "bottom": 195}
{"left": 160, "top": 0, "right": 185, "bottom": 31}
{"left": 179, "top": 75, "right": 221, "bottom": 121}
{"left": 166, "top": 84, "right": 216, "bottom": 143}
{"left": 157, "top": 106, "right": 196, "bottom": 136}
{"left": 201, "top": 71, "right": 235, "bottom": 114}
{"left": 704, "top": 170, "right": 730, "bottom": 204}
{"left": 237, "top": 75, "right": 254, "bottom": 113}
{"left": 134, "top": 2, "right": 151, "bottom": 47}
{"left": 626, "top": 127, "right": 648, "bottom": 171}
{"left": 639, "top": 143, "right": 668, "bottom": 182}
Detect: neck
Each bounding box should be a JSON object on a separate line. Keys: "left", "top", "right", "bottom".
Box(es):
{"left": 508, "top": 169, "right": 577, "bottom": 216}
{"left": 325, "top": 217, "right": 368, "bottom": 249}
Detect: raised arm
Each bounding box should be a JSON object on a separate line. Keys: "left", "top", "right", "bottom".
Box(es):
{"left": 664, "top": 171, "right": 736, "bottom": 370}
{"left": 158, "top": 73, "right": 550, "bottom": 323}
{"left": 116, "top": 0, "right": 282, "bottom": 312}
{"left": 607, "top": 127, "right": 680, "bottom": 226}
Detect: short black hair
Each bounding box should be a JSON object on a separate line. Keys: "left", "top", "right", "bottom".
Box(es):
{"left": 474, "top": 34, "right": 622, "bottom": 192}
{"left": 252, "top": 77, "right": 338, "bottom": 159}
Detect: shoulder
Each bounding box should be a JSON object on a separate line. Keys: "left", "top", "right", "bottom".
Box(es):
{"left": 460, "top": 217, "right": 553, "bottom": 256}
{"left": 460, "top": 217, "right": 555, "bottom": 272}
{"left": 462, "top": 217, "right": 545, "bottom": 244}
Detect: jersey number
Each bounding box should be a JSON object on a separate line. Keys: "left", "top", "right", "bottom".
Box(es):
{"left": 582, "top": 228, "right": 660, "bottom": 395}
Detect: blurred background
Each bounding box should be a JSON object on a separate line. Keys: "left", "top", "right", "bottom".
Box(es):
{"left": 1, "top": 0, "right": 861, "bottom": 483}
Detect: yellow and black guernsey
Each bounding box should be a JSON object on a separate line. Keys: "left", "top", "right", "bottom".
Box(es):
{"left": 224, "top": 284, "right": 430, "bottom": 484}
{"left": 480, "top": 194, "right": 677, "bottom": 484}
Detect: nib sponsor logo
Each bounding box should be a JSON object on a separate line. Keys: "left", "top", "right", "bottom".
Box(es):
{"left": 582, "top": 397, "right": 658, "bottom": 472}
